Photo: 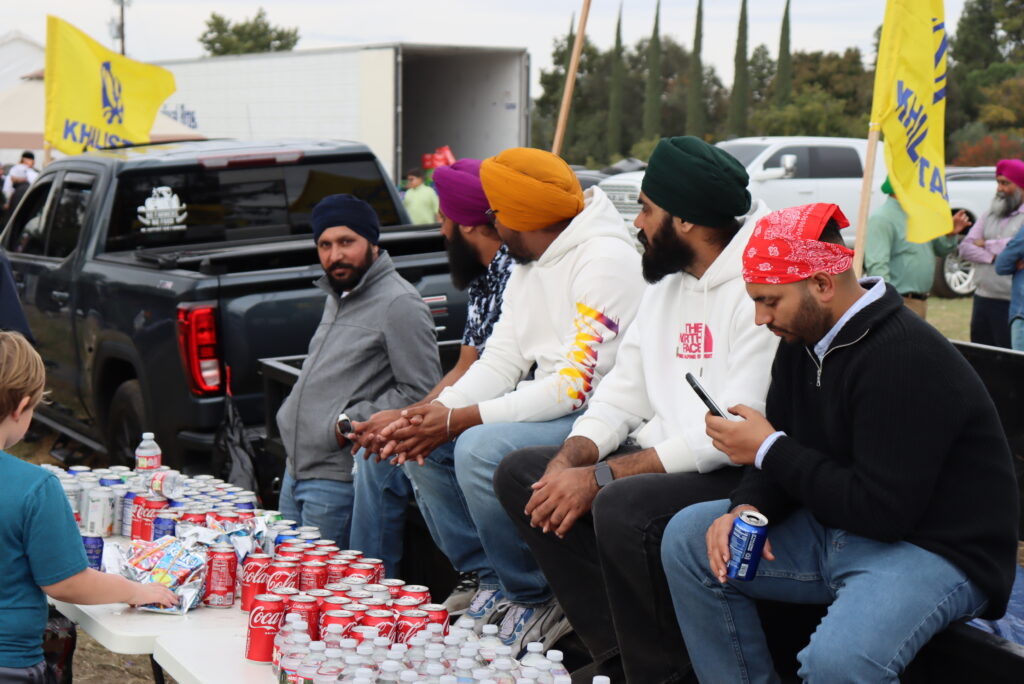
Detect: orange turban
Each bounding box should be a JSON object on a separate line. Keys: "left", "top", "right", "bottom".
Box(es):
{"left": 479, "top": 148, "right": 585, "bottom": 231}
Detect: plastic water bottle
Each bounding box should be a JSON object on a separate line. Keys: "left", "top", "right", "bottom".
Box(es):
{"left": 530, "top": 659, "right": 553, "bottom": 684}
{"left": 516, "top": 679, "right": 537, "bottom": 684}
{"left": 272, "top": 617, "right": 302, "bottom": 675}
{"left": 472, "top": 668, "right": 495, "bottom": 682}
{"left": 339, "top": 637, "right": 359, "bottom": 660}
{"left": 323, "top": 624, "right": 345, "bottom": 649}
{"left": 134, "top": 432, "right": 162, "bottom": 471}
{"left": 378, "top": 660, "right": 403, "bottom": 682}
{"left": 423, "top": 644, "right": 447, "bottom": 671}
{"left": 421, "top": 663, "right": 446, "bottom": 683}
{"left": 545, "top": 650, "right": 568, "bottom": 679}
{"left": 314, "top": 648, "right": 346, "bottom": 684}
{"left": 372, "top": 636, "right": 392, "bottom": 663}
{"left": 520, "top": 643, "right": 546, "bottom": 669}
{"left": 145, "top": 470, "right": 186, "bottom": 499}
{"left": 406, "top": 635, "right": 428, "bottom": 669}
{"left": 454, "top": 617, "right": 477, "bottom": 639}
{"left": 399, "top": 671, "right": 419, "bottom": 683}
{"left": 297, "top": 652, "right": 326, "bottom": 683}
{"left": 520, "top": 668, "right": 541, "bottom": 681}
{"left": 439, "top": 676, "right": 457, "bottom": 684}
{"left": 491, "top": 658, "right": 517, "bottom": 684}
{"left": 356, "top": 644, "right": 378, "bottom": 672}
{"left": 442, "top": 635, "right": 462, "bottom": 663}
{"left": 477, "top": 624, "right": 502, "bottom": 664}
{"left": 553, "top": 677, "right": 571, "bottom": 684}
{"left": 278, "top": 643, "right": 310, "bottom": 683}
{"left": 426, "top": 623, "right": 446, "bottom": 645}
{"left": 453, "top": 657, "right": 476, "bottom": 683}
{"left": 340, "top": 667, "right": 375, "bottom": 683}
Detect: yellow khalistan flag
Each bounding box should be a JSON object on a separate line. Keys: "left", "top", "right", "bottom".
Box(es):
{"left": 870, "top": 0, "right": 951, "bottom": 243}
{"left": 45, "top": 16, "right": 176, "bottom": 155}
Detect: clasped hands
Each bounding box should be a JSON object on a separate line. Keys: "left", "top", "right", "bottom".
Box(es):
{"left": 347, "top": 402, "right": 455, "bottom": 466}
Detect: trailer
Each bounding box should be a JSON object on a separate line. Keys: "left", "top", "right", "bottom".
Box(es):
{"left": 156, "top": 43, "right": 530, "bottom": 181}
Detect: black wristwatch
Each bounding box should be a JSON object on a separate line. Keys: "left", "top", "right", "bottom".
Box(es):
{"left": 594, "top": 460, "right": 615, "bottom": 488}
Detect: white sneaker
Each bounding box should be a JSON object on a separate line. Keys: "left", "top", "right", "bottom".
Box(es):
{"left": 465, "top": 587, "right": 508, "bottom": 631}
{"left": 443, "top": 572, "right": 479, "bottom": 615}
{"left": 496, "top": 598, "right": 565, "bottom": 658}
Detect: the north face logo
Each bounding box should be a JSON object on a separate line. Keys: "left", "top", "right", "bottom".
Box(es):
{"left": 677, "top": 323, "right": 714, "bottom": 360}
{"left": 101, "top": 61, "right": 124, "bottom": 125}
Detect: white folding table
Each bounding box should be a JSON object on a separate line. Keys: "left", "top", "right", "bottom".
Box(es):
{"left": 152, "top": 630, "right": 276, "bottom": 684}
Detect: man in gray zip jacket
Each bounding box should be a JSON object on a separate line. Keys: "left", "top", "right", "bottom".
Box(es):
{"left": 276, "top": 194, "right": 440, "bottom": 544}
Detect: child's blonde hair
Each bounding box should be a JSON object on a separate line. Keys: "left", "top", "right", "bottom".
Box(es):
{"left": 0, "top": 331, "right": 45, "bottom": 418}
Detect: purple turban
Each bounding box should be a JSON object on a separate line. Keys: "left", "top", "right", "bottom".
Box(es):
{"left": 432, "top": 159, "right": 491, "bottom": 227}
{"left": 997, "top": 159, "right": 1024, "bottom": 190}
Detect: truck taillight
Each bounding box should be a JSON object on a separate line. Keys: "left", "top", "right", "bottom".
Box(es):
{"left": 177, "top": 304, "right": 222, "bottom": 395}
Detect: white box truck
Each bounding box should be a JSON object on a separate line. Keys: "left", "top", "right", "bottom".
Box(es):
{"left": 157, "top": 43, "right": 530, "bottom": 181}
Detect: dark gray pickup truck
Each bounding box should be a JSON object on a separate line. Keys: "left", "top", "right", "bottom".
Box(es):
{"left": 1, "top": 139, "right": 464, "bottom": 471}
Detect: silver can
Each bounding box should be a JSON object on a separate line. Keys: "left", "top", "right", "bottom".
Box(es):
{"left": 84, "top": 486, "right": 117, "bottom": 537}
{"left": 60, "top": 479, "right": 82, "bottom": 523}
{"left": 108, "top": 484, "right": 128, "bottom": 537}
{"left": 76, "top": 477, "right": 100, "bottom": 514}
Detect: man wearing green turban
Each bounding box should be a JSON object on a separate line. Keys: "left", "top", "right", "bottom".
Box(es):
{"left": 495, "top": 136, "right": 779, "bottom": 682}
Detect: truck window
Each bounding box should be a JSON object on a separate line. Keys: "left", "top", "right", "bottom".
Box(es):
{"left": 763, "top": 146, "right": 812, "bottom": 179}
{"left": 105, "top": 157, "right": 401, "bottom": 253}
{"left": 812, "top": 147, "right": 862, "bottom": 179}
{"left": 715, "top": 142, "right": 769, "bottom": 167}
{"left": 5, "top": 180, "right": 54, "bottom": 257}
{"left": 48, "top": 174, "right": 96, "bottom": 259}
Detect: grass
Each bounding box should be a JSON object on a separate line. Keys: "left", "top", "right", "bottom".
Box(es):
{"left": 927, "top": 295, "right": 973, "bottom": 342}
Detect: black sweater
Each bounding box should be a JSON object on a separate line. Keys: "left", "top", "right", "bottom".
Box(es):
{"left": 731, "top": 284, "right": 1019, "bottom": 618}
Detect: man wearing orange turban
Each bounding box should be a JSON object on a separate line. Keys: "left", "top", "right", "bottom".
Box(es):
{"left": 375, "top": 147, "right": 646, "bottom": 653}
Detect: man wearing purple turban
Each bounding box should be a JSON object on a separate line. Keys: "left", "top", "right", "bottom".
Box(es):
{"left": 349, "top": 159, "right": 513, "bottom": 599}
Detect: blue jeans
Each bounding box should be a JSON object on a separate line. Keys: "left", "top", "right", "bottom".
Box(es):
{"left": 661, "top": 501, "right": 988, "bottom": 684}
{"left": 1011, "top": 317, "right": 1024, "bottom": 351}
{"left": 350, "top": 449, "right": 414, "bottom": 577}
{"left": 278, "top": 468, "right": 354, "bottom": 546}
{"left": 404, "top": 414, "right": 578, "bottom": 603}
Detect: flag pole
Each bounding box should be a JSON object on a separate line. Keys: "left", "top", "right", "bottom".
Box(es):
{"left": 852, "top": 126, "right": 880, "bottom": 277}
{"left": 551, "top": 0, "right": 592, "bottom": 156}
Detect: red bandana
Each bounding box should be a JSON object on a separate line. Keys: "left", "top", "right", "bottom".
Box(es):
{"left": 742, "top": 204, "right": 854, "bottom": 285}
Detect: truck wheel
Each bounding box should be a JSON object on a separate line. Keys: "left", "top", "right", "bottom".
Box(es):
{"left": 931, "top": 253, "right": 977, "bottom": 298}
{"left": 106, "top": 380, "right": 147, "bottom": 467}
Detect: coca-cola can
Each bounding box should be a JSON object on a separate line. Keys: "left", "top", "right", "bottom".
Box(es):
{"left": 234, "top": 508, "right": 255, "bottom": 521}
{"left": 131, "top": 493, "right": 168, "bottom": 541}
{"left": 301, "top": 549, "right": 331, "bottom": 564}
{"left": 344, "top": 563, "right": 375, "bottom": 582}
{"left": 240, "top": 553, "right": 272, "bottom": 611}
{"left": 345, "top": 602, "right": 369, "bottom": 623}
{"left": 420, "top": 603, "right": 450, "bottom": 634}
{"left": 245, "top": 594, "right": 285, "bottom": 662}
{"left": 269, "top": 586, "right": 300, "bottom": 610}
{"left": 349, "top": 624, "right": 379, "bottom": 643}
{"left": 322, "top": 595, "right": 351, "bottom": 611}
{"left": 214, "top": 510, "right": 239, "bottom": 526}
{"left": 311, "top": 539, "right": 336, "bottom": 547}
{"left": 338, "top": 549, "right": 363, "bottom": 558}
{"left": 265, "top": 561, "right": 299, "bottom": 592}
{"left": 275, "top": 552, "right": 303, "bottom": 564}
{"left": 398, "top": 584, "right": 431, "bottom": 604}
{"left": 321, "top": 609, "right": 358, "bottom": 638}
{"left": 395, "top": 609, "right": 430, "bottom": 644}
{"left": 324, "top": 582, "right": 350, "bottom": 598}
{"left": 345, "top": 590, "right": 373, "bottom": 602}
{"left": 360, "top": 558, "right": 385, "bottom": 583}
{"left": 203, "top": 543, "right": 237, "bottom": 608}
{"left": 180, "top": 508, "right": 206, "bottom": 524}
{"left": 362, "top": 609, "right": 397, "bottom": 641}
{"left": 325, "top": 559, "right": 350, "bottom": 584}
{"left": 340, "top": 576, "right": 368, "bottom": 591}
{"left": 363, "top": 584, "right": 393, "bottom": 602}
{"left": 299, "top": 561, "right": 328, "bottom": 591}
{"left": 380, "top": 579, "right": 405, "bottom": 599}
{"left": 392, "top": 595, "right": 425, "bottom": 611}
{"left": 286, "top": 595, "right": 319, "bottom": 640}
{"left": 314, "top": 545, "right": 340, "bottom": 556}
{"left": 305, "top": 588, "right": 333, "bottom": 611}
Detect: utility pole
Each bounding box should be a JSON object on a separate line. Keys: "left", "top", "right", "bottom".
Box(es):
{"left": 111, "top": 0, "right": 131, "bottom": 55}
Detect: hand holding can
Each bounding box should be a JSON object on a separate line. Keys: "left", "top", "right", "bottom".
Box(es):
{"left": 706, "top": 506, "right": 775, "bottom": 583}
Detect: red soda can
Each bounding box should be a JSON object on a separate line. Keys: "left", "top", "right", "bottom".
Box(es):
{"left": 265, "top": 561, "right": 299, "bottom": 592}
{"left": 361, "top": 597, "right": 390, "bottom": 612}
{"left": 306, "top": 588, "right": 333, "bottom": 610}
{"left": 213, "top": 510, "right": 239, "bottom": 525}
{"left": 395, "top": 609, "right": 430, "bottom": 644}
{"left": 312, "top": 539, "right": 337, "bottom": 547}
{"left": 344, "top": 563, "right": 375, "bottom": 582}
{"left": 245, "top": 594, "right": 285, "bottom": 662}
{"left": 362, "top": 609, "right": 397, "bottom": 641}
{"left": 324, "top": 582, "right": 350, "bottom": 598}
{"left": 234, "top": 508, "right": 255, "bottom": 521}
{"left": 345, "top": 602, "right": 369, "bottom": 623}
{"left": 393, "top": 595, "right": 425, "bottom": 611}
{"left": 299, "top": 561, "right": 328, "bottom": 591}
{"left": 420, "top": 603, "right": 450, "bottom": 634}
{"left": 380, "top": 579, "right": 405, "bottom": 599}
{"left": 338, "top": 549, "right": 363, "bottom": 558}
{"left": 350, "top": 624, "right": 379, "bottom": 643}
{"left": 276, "top": 543, "right": 305, "bottom": 555}
{"left": 203, "top": 543, "right": 238, "bottom": 608}
{"left": 322, "top": 594, "right": 351, "bottom": 610}
{"left": 301, "top": 549, "right": 331, "bottom": 564}
{"left": 240, "top": 553, "right": 272, "bottom": 611}
{"left": 399, "top": 585, "right": 431, "bottom": 604}
{"left": 341, "top": 576, "right": 368, "bottom": 591}
{"left": 364, "top": 584, "right": 392, "bottom": 602}
{"left": 346, "top": 590, "right": 373, "bottom": 602}
{"left": 296, "top": 532, "right": 320, "bottom": 542}
{"left": 180, "top": 509, "right": 206, "bottom": 524}
{"left": 131, "top": 494, "right": 168, "bottom": 541}
{"left": 286, "top": 595, "right": 320, "bottom": 641}
{"left": 275, "top": 552, "right": 303, "bottom": 564}
{"left": 326, "top": 559, "right": 350, "bottom": 584}
{"left": 269, "top": 586, "right": 300, "bottom": 610}
{"left": 321, "top": 609, "right": 358, "bottom": 638}
{"left": 360, "top": 558, "right": 385, "bottom": 583}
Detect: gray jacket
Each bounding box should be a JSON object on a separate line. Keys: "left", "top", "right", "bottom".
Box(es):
{"left": 277, "top": 252, "right": 441, "bottom": 481}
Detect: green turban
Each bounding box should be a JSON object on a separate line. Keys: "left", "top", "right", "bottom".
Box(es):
{"left": 641, "top": 136, "right": 752, "bottom": 228}
{"left": 881, "top": 175, "right": 894, "bottom": 195}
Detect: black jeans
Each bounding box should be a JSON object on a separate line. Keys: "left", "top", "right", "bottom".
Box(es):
{"left": 970, "top": 295, "right": 1011, "bottom": 348}
{"left": 494, "top": 446, "right": 745, "bottom": 684}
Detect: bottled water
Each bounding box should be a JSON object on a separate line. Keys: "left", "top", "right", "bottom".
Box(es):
{"left": 545, "top": 650, "right": 568, "bottom": 679}
{"left": 134, "top": 433, "right": 162, "bottom": 471}
{"left": 519, "top": 643, "right": 546, "bottom": 669}
{"left": 472, "top": 668, "right": 495, "bottom": 682}
{"left": 356, "top": 644, "right": 378, "bottom": 672}
{"left": 372, "top": 637, "right": 392, "bottom": 663}
{"left": 340, "top": 667, "right": 375, "bottom": 683}
{"left": 377, "top": 660, "right": 403, "bottom": 682}
{"left": 442, "top": 635, "right": 462, "bottom": 662}
{"left": 426, "top": 623, "right": 446, "bottom": 645}
{"left": 272, "top": 619, "right": 301, "bottom": 675}
{"left": 453, "top": 657, "right": 476, "bottom": 683}
{"left": 297, "top": 653, "right": 325, "bottom": 683}
{"left": 323, "top": 624, "right": 345, "bottom": 649}
{"left": 491, "top": 658, "right": 517, "bottom": 684}
{"left": 399, "top": 671, "right": 420, "bottom": 683}
{"left": 477, "top": 624, "right": 502, "bottom": 664}
{"left": 278, "top": 644, "right": 310, "bottom": 683}
{"left": 454, "top": 617, "right": 477, "bottom": 639}
{"left": 421, "top": 663, "right": 446, "bottom": 683}
{"left": 439, "top": 677, "right": 457, "bottom": 684}
{"left": 406, "top": 635, "right": 428, "bottom": 669}
{"left": 553, "top": 677, "right": 572, "bottom": 684}
{"left": 314, "top": 648, "right": 345, "bottom": 684}
{"left": 423, "top": 644, "right": 447, "bottom": 671}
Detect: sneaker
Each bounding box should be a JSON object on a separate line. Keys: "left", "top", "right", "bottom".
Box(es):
{"left": 443, "top": 572, "right": 479, "bottom": 614}
{"left": 495, "top": 599, "right": 565, "bottom": 657}
{"left": 465, "top": 587, "right": 507, "bottom": 624}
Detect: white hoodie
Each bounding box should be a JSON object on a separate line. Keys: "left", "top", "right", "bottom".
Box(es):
{"left": 569, "top": 199, "right": 780, "bottom": 473}
{"left": 437, "top": 186, "right": 645, "bottom": 423}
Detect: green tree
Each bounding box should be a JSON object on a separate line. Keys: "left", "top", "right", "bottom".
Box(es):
{"left": 198, "top": 7, "right": 298, "bottom": 56}
{"left": 791, "top": 48, "right": 872, "bottom": 118}
{"left": 643, "top": 1, "right": 663, "bottom": 139}
{"left": 749, "top": 44, "right": 776, "bottom": 106}
{"left": 751, "top": 85, "right": 865, "bottom": 137}
{"left": 993, "top": 0, "right": 1024, "bottom": 60}
{"left": 686, "top": 0, "right": 707, "bottom": 137}
{"left": 726, "top": 0, "right": 749, "bottom": 137}
{"left": 607, "top": 5, "right": 625, "bottom": 159}
{"left": 774, "top": 0, "right": 793, "bottom": 106}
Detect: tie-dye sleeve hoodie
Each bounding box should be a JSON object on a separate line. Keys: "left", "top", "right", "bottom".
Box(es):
{"left": 436, "top": 186, "right": 645, "bottom": 423}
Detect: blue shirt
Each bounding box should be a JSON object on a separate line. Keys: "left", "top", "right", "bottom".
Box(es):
{"left": 461, "top": 245, "right": 514, "bottom": 352}
{"left": 0, "top": 452, "right": 87, "bottom": 667}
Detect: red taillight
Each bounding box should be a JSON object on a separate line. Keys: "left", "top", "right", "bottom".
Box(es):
{"left": 177, "top": 304, "right": 222, "bottom": 395}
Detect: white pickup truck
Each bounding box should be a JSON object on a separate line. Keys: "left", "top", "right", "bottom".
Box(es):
{"left": 599, "top": 137, "right": 995, "bottom": 297}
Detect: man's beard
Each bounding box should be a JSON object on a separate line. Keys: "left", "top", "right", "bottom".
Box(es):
{"left": 768, "top": 287, "right": 833, "bottom": 346}
{"left": 446, "top": 228, "right": 487, "bottom": 290}
{"left": 502, "top": 231, "right": 535, "bottom": 265}
{"left": 640, "top": 214, "right": 697, "bottom": 283}
{"left": 992, "top": 188, "right": 1023, "bottom": 218}
{"left": 325, "top": 243, "right": 375, "bottom": 292}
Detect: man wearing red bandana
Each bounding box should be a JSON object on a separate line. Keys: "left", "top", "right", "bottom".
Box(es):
{"left": 660, "top": 203, "right": 1019, "bottom": 682}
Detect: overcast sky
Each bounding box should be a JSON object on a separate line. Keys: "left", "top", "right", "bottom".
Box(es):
{"left": 12, "top": 0, "right": 968, "bottom": 90}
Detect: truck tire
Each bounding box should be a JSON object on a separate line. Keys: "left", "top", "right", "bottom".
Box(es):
{"left": 931, "top": 253, "right": 977, "bottom": 299}
{"left": 106, "top": 380, "right": 147, "bottom": 467}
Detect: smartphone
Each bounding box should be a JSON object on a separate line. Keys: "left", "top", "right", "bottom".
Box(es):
{"left": 685, "top": 372, "right": 726, "bottom": 418}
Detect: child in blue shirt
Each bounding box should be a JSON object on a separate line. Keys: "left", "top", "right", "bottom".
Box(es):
{"left": 0, "top": 332, "right": 176, "bottom": 680}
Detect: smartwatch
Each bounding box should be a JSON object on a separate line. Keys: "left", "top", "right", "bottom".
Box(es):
{"left": 336, "top": 413, "right": 353, "bottom": 442}
{"left": 594, "top": 460, "right": 615, "bottom": 489}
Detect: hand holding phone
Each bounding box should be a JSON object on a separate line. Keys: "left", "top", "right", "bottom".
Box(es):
{"left": 685, "top": 372, "right": 726, "bottom": 418}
